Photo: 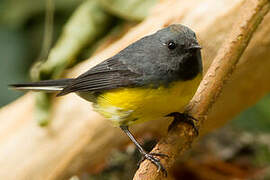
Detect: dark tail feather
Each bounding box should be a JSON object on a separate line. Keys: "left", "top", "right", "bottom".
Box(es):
{"left": 9, "top": 78, "right": 73, "bottom": 92}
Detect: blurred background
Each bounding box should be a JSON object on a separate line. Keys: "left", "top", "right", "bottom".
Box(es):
{"left": 1, "top": 0, "right": 270, "bottom": 179}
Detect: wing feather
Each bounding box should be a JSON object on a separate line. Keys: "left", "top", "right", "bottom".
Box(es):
{"left": 57, "top": 58, "right": 139, "bottom": 96}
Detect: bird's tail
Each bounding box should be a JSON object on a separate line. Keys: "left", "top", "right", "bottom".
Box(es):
{"left": 9, "top": 78, "right": 73, "bottom": 92}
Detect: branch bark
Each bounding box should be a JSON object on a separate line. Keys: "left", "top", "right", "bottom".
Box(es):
{"left": 1, "top": 0, "right": 270, "bottom": 179}
{"left": 133, "top": 0, "right": 270, "bottom": 179}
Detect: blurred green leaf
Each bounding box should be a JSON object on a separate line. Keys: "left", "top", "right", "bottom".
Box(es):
{"left": 232, "top": 93, "right": 270, "bottom": 132}
{"left": 29, "top": 0, "right": 115, "bottom": 126}
{"left": 1, "top": 0, "right": 82, "bottom": 28}
{"left": 100, "top": 0, "right": 157, "bottom": 21}
{"left": 0, "top": 27, "right": 30, "bottom": 107}
{"left": 35, "top": 92, "right": 51, "bottom": 126}
{"left": 254, "top": 144, "right": 270, "bottom": 166}
{"left": 31, "top": 0, "right": 114, "bottom": 80}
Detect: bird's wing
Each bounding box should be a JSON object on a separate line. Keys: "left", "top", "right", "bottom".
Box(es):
{"left": 57, "top": 58, "right": 140, "bottom": 96}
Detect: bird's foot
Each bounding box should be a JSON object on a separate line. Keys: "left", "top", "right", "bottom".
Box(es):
{"left": 166, "top": 112, "right": 199, "bottom": 136}
{"left": 138, "top": 152, "right": 168, "bottom": 177}
{"left": 120, "top": 125, "right": 169, "bottom": 176}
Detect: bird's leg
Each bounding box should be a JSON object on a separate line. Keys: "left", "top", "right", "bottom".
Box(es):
{"left": 120, "top": 126, "right": 168, "bottom": 176}
{"left": 166, "top": 112, "right": 199, "bottom": 136}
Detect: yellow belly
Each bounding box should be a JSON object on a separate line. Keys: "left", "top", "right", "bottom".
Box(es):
{"left": 93, "top": 74, "right": 202, "bottom": 126}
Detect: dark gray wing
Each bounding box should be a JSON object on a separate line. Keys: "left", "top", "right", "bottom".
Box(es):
{"left": 57, "top": 58, "right": 140, "bottom": 96}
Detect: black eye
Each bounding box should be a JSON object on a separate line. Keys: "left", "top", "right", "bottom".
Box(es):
{"left": 167, "top": 41, "right": 176, "bottom": 50}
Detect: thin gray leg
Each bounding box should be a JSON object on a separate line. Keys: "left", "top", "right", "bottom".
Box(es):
{"left": 120, "top": 125, "right": 168, "bottom": 176}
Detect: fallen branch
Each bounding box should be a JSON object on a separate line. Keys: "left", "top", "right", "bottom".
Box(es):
{"left": 133, "top": 0, "right": 270, "bottom": 179}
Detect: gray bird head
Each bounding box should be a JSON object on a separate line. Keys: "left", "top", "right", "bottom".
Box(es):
{"left": 117, "top": 24, "right": 203, "bottom": 86}
{"left": 154, "top": 24, "right": 202, "bottom": 81}
{"left": 159, "top": 24, "right": 201, "bottom": 50}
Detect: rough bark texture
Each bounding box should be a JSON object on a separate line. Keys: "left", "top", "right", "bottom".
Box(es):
{"left": 133, "top": 0, "right": 270, "bottom": 179}
{"left": 0, "top": 0, "right": 270, "bottom": 179}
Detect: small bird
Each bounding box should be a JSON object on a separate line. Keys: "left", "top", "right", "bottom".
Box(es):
{"left": 10, "top": 24, "right": 202, "bottom": 174}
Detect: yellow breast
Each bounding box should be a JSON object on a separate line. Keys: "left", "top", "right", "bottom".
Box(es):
{"left": 93, "top": 74, "right": 202, "bottom": 126}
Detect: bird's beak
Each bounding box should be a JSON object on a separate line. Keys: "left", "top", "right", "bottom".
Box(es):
{"left": 189, "top": 44, "right": 202, "bottom": 50}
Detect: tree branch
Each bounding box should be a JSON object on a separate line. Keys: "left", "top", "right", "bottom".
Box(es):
{"left": 133, "top": 0, "right": 270, "bottom": 179}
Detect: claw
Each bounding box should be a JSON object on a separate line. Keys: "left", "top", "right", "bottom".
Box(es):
{"left": 141, "top": 153, "right": 168, "bottom": 177}
{"left": 149, "top": 153, "right": 169, "bottom": 158}
{"left": 144, "top": 153, "right": 168, "bottom": 177}
{"left": 167, "top": 112, "right": 199, "bottom": 136}
{"left": 120, "top": 126, "right": 169, "bottom": 176}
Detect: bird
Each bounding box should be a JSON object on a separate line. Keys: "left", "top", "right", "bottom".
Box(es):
{"left": 10, "top": 24, "right": 203, "bottom": 174}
